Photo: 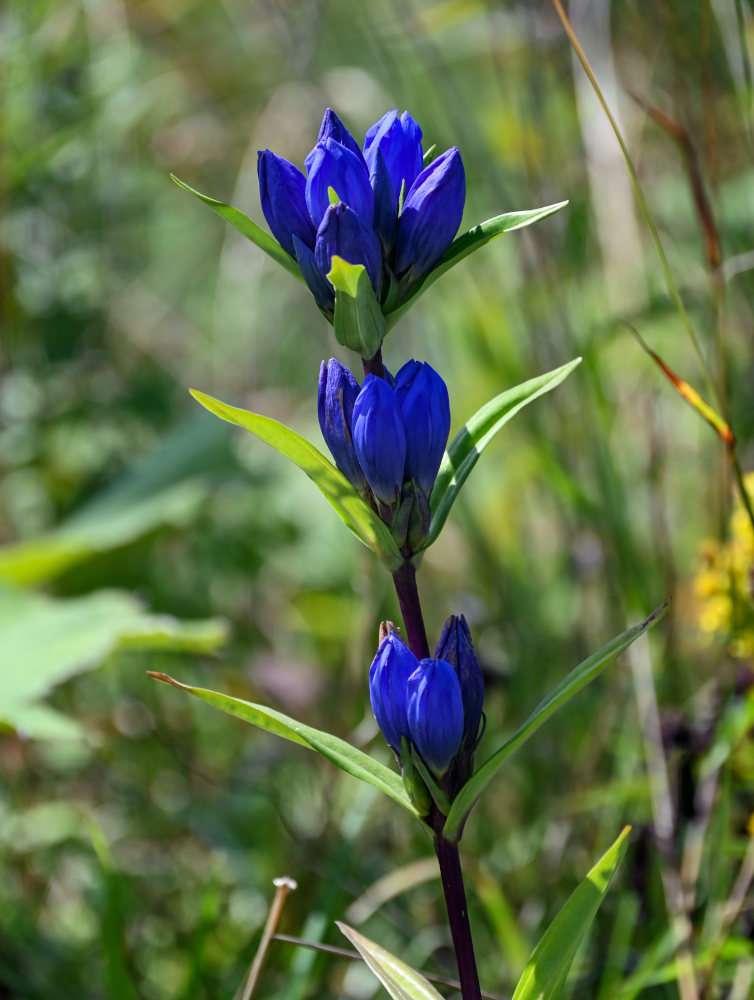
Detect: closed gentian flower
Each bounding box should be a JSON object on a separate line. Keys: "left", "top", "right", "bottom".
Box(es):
{"left": 364, "top": 110, "right": 423, "bottom": 250}
{"left": 318, "top": 359, "right": 368, "bottom": 492}
{"left": 257, "top": 151, "right": 317, "bottom": 258}
{"left": 314, "top": 203, "right": 383, "bottom": 297}
{"left": 305, "top": 108, "right": 367, "bottom": 173}
{"left": 394, "top": 147, "right": 465, "bottom": 280}
{"left": 435, "top": 614, "right": 484, "bottom": 746}
{"left": 394, "top": 360, "right": 450, "bottom": 496}
{"left": 306, "top": 138, "right": 374, "bottom": 230}
{"left": 370, "top": 633, "right": 418, "bottom": 752}
{"left": 352, "top": 375, "right": 406, "bottom": 505}
{"left": 407, "top": 658, "right": 464, "bottom": 774}
{"left": 293, "top": 235, "right": 335, "bottom": 312}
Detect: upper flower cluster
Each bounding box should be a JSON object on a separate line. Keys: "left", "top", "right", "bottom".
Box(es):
{"left": 318, "top": 357, "right": 450, "bottom": 552}
{"left": 369, "top": 615, "right": 484, "bottom": 787}
{"left": 258, "top": 109, "right": 466, "bottom": 315}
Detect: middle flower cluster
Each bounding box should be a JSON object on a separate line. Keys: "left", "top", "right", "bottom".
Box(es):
{"left": 318, "top": 358, "right": 450, "bottom": 548}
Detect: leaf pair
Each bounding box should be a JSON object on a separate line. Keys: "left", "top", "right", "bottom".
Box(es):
{"left": 337, "top": 825, "right": 631, "bottom": 1000}
{"left": 191, "top": 357, "right": 581, "bottom": 569}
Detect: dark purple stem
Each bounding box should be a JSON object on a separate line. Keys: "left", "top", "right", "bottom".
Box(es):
{"left": 434, "top": 832, "right": 483, "bottom": 1000}
{"left": 391, "top": 561, "right": 430, "bottom": 659}
{"left": 361, "top": 347, "right": 384, "bottom": 379}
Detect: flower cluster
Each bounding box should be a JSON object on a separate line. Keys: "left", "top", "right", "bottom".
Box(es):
{"left": 258, "top": 109, "right": 466, "bottom": 314}
{"left": 318, "top": 357, "right": 450, "bottom": 550}
{"left": 369, "top": 616, "right": 484, "bottom": 785}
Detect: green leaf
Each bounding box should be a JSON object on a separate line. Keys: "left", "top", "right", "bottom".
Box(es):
{"left": 443, "top": 601, "right": 669, "bottom": 841}
{"left": 422, "top": 359, "right": 582, "bottom": 551}
{"left": 337, "top": 922, "right": 444, "bottom": 1000}
{"left": 149, "top": 673, "right": 418, "bottom": 817}
{"left": 385, "top": 202, "right": 568, "bottom": 327}
{"left": 328, "top": 257, "right": 386, "bottom": 359}
{"left": 171, "top": 174, "right": 304, "bottom": 284}
{"left": 0, "top": 584, "right": 228, "bottom": 741}
{"left": 510, "top": 827, "right": 632, "bottom": 1000}
{"left": 190, "top": 389, "right": 403, "bottom": 570}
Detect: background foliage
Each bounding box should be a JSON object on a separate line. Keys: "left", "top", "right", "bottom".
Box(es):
{"left": 2, "top": 0, "right": 753, "bottom": 997}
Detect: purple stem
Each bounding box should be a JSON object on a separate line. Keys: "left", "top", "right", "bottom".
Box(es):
{"left": 391, "top": 561, "right": 430, "bottom": 659}
{"left": 434, "top": 832, "right": 483, "bottom": 1000}
{"left": 361, "top": 347, "right": 384, "bottom": 379}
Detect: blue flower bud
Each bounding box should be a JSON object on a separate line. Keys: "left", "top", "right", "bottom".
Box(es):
{"left": 293, "top": 235, "right": 334, "bottom": 313}
{"left": 305, "top": 138, "right": 375, "bottom": 229}
{"left": 317, "top": 359, "right": 368, "bottom": 491}
{"left": 352, "top": 375, "right": 406, "bottom": 506}
{"left": 257, "top": 150, "right": 317, "bottom": 258}
{"left": 314, "top": 203, "right": 383, "bottom": 297}
{"left": 364, "top": 110, "right": 423, "bottom": 207}
{"left": 394, "top": 147, "right": 465, "bottom": 280}
{"left": 394, "top": 361, "right": 450, "bottom": 495}
{"left": 434, "top": 615, "right": 484, "bottom": 746}
{"left": 407, "top": 658, "right": 464, "bottom": 774}
{"left": 369, "top": 633, "right": 418, "bottom": 751}
{"left": 305, "top": 108, "right": 367, "bottom": 173}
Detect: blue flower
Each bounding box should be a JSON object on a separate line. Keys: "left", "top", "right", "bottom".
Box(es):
{"left": 257, "top": 150, "right": 316, "bottom": 258}
{"left": 314, "top": 203, "right": 383, "bottom": 298}
{"left": 352, "top": 375, "right": 406, "bottom": 506}
{"left": 305, "top": 138, "right": 374, "bottom": 230}
{"left": 364, "top": 110, "right": 423, "bottom": 250}
{"left": 369, "top": 633, "right": 418, "bottom": 751}
{"left": 305, "top": 108, "right": 367, "bottom": 173}
{"left": 406, "top": 658, "right": 465, "bottom": 775}
{"left": 394, "top": 360, "right": 450, "bottom": 496}
{"left": 394, "top": 147, "right": 465, "bottom": 281}
{"left": 434, "top": 615, "right": 484, "bottom": 746}
{"left": 318, "top": 359, "right": 368, "bottom": 492}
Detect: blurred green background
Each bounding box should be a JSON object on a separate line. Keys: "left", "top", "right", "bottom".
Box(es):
{"left": 2, "top": 0, "right": 754, "bottom": 997}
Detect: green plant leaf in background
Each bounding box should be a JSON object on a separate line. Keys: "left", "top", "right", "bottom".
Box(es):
{"left": 190, "top": 389, "right": 404, "bottom": 569}
{"left": 329, "top": 256, "right": 386, "bottom": 359}
{"left": 442, "top": 601, "right": 670, "bottom": 842}
{"left": 171, "top": 175, "right": 305, "bottom": 284}
{"left": 337, "top": 922, "right": 444, "bottom": 1000}
{"left": 422, "top": 358, "right": 582, "bottom": 551}
{"left": 385, "top": 202, "right": 568, "bottom": 328}
{"left": 148, "top": 673, "right": 418, "bottom": 817}
{"left": 0, "top": 584, "right": 228, "bottom": 741}
{"left": 510, "top": 826, "right": 632, "bottom": 1000}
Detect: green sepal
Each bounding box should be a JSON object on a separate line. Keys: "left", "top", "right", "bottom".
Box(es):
{"left": 385, "top": 201, "right": 568, "bottom": 328}
{"left": 328, "top": 256, "right": 386, "bottom": 360}
{"left": 511, "top": 827, "right": 632, "bottom": 1000}
{"left": 400, "top": 737, "right": 433, "bottom": 817}
{"left": 407, "top": 743, "right": 451, "bottom": 816}
{"left": 149, "top": 672, "right": 419, "bottom": 818}
{"left": 422, "top": 145, "right": 437, "bottom": 167}
{"left": 420, "top": 359, "right": 582, "bottom": 552}
{"left": 190, "top": 389, "right": 403, "bottom": 571}
{"left": 170, "top": 175, "right": 304, "bottom": 284}
{"left": 442, "top": 601, "right": 670, "bottom": 842}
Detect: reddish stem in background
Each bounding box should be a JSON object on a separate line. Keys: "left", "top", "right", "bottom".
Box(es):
{"left": 391, "top": 561, "right": 430, "bottom": 659}
{"left": 362, "top": 347, "right": 385, "bottom": 379}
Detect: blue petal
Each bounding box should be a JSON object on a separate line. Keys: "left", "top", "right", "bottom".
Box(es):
{"left": 314, "top": 203, "right": 383, "bottom": 297}
{"left": 364, "top": 110, "right": 423, "bottom": 207}
{"left": 434, "top": 614, "right": 484, "bottom": 745}
{"left": 394, "top": 360, "right": 450, "bottom": 495}
{"left": 352, "top": 375, "right": 406, "bottom": 505}
{"left": 305, "top": 138, "right": 374, "bottom": 229}
{"left": 257, "top": 150, "right": 317, "bottom": 257}
{"left": 317, "top": 359, "right": 368, "bottom": 491}
{"left": 369, "top": 633, "right": 418, "bottom": 751}
{"left": 394, "top": 147, "right": 465, "bottom": 280}
{"left": 407, "top": 658, "right": 464, "bottom": 774}
{"left": 305, "top": 108, "right": 367, "bottom": 173}
{"left": 293, "top": 235, "right": 334, "bottom": 312}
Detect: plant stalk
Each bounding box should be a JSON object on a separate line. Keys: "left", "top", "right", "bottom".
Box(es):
{"left": 434, "top": 833, "right": 483, "bottom": 1000}
{"left": 391, "top": 561, "right": 430, "bottom": 659}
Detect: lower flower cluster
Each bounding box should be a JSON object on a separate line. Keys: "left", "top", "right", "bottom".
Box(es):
{"left": 318, "top": 357, "right": 450, "bottom": 553}
{"left": 369, "top": 615, "right": 484, "bottom": 808}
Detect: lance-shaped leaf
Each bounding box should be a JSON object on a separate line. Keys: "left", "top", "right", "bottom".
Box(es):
{"left": 148, "top": 673, "right": 418, "bottom": 817}
{"left": 337, "top": 923, "right": 444, "bottom": 1000}
{"left": 329, "top": 257, "right": 386, "bottom": 360}
{"left": 171, "top": 175, "right": 304, "bottom": 284}
{"left": 421, "top": 359, "right": 582, "bottom": 552}
{"left": 442, "top": 601, "right": 669, "bottom": 842}
{"left": 385, "top": 202, "right": 568, "bottom": 328}
{"left": 511, "top": 827, "right": 632, "bottom": 1000}
{"left": 190, "top": 390, "right": 403, "bottom": 570}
